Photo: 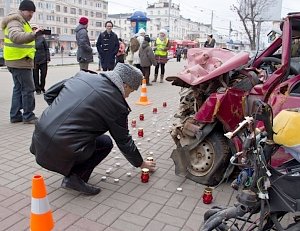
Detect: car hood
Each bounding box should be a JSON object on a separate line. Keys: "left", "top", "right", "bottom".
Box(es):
{"left": 167, "top": 48, "right": 250, "bottom": 85}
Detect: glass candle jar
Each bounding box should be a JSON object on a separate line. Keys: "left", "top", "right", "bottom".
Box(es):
{"left": 202, "top": 187, "right": 213, "bottom": 204}
{"left": 131, "top": 119, "right": 136, "bottom": 128}
{"left": 163, "top": 102, "right": 167, "bottom": 107}
{"left": 152, "top": 107, "right": 158, "bottom": 114}
{"left": 146, "top": 157, "right": 154, "bottom": 162}
{"left": 138, "top": 128, "right": 144, "bottom": 138}
{"left": 139, "top": 113, "right": 144, "bottom": 121}
{"left": 141, "top": 168, "right": 149, "bottom": 183}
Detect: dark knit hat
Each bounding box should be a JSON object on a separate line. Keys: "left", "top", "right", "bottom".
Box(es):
{"left": 144, "top": 35, "right": 151, "bottom": 43}
{"left": 115, "top": 63, "right": 143, "bottom": 90}
{"left": 19, "top": 0, "right": 36, "bottom": 12}
{"left": 79, "top": 17, "right": 89, "bottom": 25}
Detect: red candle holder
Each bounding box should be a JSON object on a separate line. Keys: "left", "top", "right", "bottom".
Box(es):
{"left": 138, "top": 128, "right": 144, "bottom": 138}
{"left": 131, "top": 119, "right": 136, "bottom": 128}
{"left": 141, "top": 168, "right": 149, "bottom": 183}
{"left": 163, "top": 102, "right": 167, "bottom": 107}
{"left": 202, "top": 187, "right": 213, "bottom": 204}
{"left": 152, "top": 107, "right": 158, "bottom": 114}
{"left": 139, "top": 113, "right": 144, "bottom": 121}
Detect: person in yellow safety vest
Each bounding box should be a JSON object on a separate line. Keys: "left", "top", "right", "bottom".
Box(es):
{"left": 153, "top": 29, "right": 171, "bottom": 83}
{"left": 1, "top": 0, "right": 42, "bottom": 124}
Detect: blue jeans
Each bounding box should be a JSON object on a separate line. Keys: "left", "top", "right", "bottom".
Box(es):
{"left": 8, "top": 67, "right": 36, "bottom": 122}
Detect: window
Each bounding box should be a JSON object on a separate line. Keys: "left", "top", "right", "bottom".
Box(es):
{"left": 0, "top": 8, "right": 4, "bottom": 17}
{"left": 78, "top": 9, "right": 82, "bottom": 15}
{"left": 71, "top": 29, "right": 75, "bottom": 34}
{"left": 96, "top": 22, "right": 102, "bottom": 27}
{"left": 64, "top": 6, "right": 68, "bottom": 13}
{"left": 96, "top": 12, "right": 102, "bottom": 18}
{"left": 70, "top": 18, "right": 76, "bottom": 24}
{"left": 103, "top": 3, "right": 107, "bottom": 9}
{"left": 56, "top": 5, "right": 60, "bottom": 12}
{"left": 85, "top": 10, "right": 88, "bottom": 16}
{"left": 57, "top": 28, "right": 61, "bottom": 34}
{"left": 56, "top": 17, "right": 60, "bottom": 22}
{"left": 158, "top": 10, "right": 160, "bottom": 15}
{"left": 103, "top": 14, "right": 106, "bottom": 19}
{"left": 64, "top": 28, "right": 68, "bottom": 34}
{"left": 64, "top": 17, "right": 68, "bottom": 23}
{"left": 70, "top": 8, "right": 76, "bottom": 14}
{"left": 78, "top": 0, "right": 82, "bottom": 4}
{"left": 91, "top": 11, "right": 94, "bottom": 17}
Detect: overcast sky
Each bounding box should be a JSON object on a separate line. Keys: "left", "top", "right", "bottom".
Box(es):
{"left": 108, "top": 0, "right": 300, "bottom": 35}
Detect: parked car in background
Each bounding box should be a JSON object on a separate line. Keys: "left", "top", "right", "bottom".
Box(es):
{"left": 49, "top": 48, "right": 55, "bottom": 56}
{"left": 68, "top": 49, "right": 77, "bottom": 56}
{"left": 0, "top": 48, "right": 4, "bottom": 66}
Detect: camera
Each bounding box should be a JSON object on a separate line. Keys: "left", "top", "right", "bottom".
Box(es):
{"left": 42, "top": 29, "right": 51, "bottom": 35}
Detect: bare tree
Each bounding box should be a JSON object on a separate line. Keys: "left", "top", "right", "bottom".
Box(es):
{"left": 231, "top": 0, "right": 272, "bottom": 50}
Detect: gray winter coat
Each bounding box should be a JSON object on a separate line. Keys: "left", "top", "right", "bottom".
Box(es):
{"left": 139, "top": 41, "right": 157, "bottom": 67}
{"left": 75, "top": 24, "right": 93, "bottom": 63}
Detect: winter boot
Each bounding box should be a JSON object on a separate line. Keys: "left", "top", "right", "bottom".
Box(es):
{"left": 146, "top": 78, "right": 152, "bottom": 86}
{"left": 160, "top": 74, "right": 164, "bottom": 83}
{"left": 152, "top": 74, "right": 158, "bottom": 82}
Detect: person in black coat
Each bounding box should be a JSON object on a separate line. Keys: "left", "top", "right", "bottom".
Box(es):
{"left": 30, "top": 63, "right": 156, "bottom": 195}
{"left": 32, "top": 24, "right": 50, "bottom": 94}
{"left": 96, "top": 21, "right": 119, "bottom": 71}
{"left": 75, "top": 17, "right": 93, "bottom": 70}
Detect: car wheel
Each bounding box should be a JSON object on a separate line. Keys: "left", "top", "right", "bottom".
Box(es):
{"left": 186, "top": 131, "right": 231, "bottom": 186}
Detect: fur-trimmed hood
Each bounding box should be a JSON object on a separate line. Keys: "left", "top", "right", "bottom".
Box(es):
{"left": 1, "top": 12, "right": 26, "bottom": 30}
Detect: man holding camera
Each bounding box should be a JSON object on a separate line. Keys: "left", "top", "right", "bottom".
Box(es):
{"left": 1, "top": 0, "right": 41, "bottom": 124}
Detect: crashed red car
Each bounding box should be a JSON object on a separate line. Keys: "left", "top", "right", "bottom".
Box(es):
{"left": 167, "top": 12, "right": 300, "bottom": 186}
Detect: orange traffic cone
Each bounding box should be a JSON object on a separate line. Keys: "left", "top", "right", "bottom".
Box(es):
{"left": 136, "top": 78, "right": 151, "bottom": 105}
{"left": 30, "top": 175, "right": 54, "bottom": 231}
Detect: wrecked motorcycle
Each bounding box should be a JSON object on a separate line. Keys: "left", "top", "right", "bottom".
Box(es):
{"left": 167, "top": 12, "right": 300, "bottom": 186}
{"left": 202, "top": 101, "right": 300, "bottom": 231}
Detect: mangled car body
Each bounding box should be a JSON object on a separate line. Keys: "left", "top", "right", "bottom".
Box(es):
{"left": 167, "top": 13, "right": 300, "bottom": 186}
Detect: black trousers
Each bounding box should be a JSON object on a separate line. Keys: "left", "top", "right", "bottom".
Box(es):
{"left": 154, "top": 63, "right": 165, "bottom": 76}
{"left": 141, "top": 66, "right": 151, "bottom": 84}
{"left": 33, "top": 62, "right": 48, "bottom": 92}
{"left": 71, "top": 134, "right": 113, "bottom": 182}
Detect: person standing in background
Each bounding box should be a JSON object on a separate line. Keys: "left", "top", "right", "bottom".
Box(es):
{"left": 132, "top": 28, "right": 145, "bottom": 71}
{"left": 116, "top": 38, "right": 126, "bottom": 64}
{"left": 1, "top": 0, "right": 40, "bottom": 124}
{"left": 153, "top": 29, "right": 170, "bottom": 83}
{"left": 96, "top": 21, "right": 119, "bottom": 71}
{"left": 204, "top": 34, "right": 216, "bottom": 48}
{"left": 139, "top": 35, "right": 157, "bottom": 86}
{"left": 75, "top": 17, "right": 93, "bottom": 70}
{"left": 32, "top": 24, "right": 50, "bottom": 95}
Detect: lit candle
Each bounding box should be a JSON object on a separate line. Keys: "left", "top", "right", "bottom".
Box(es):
{"left": 141, "top": 168, "right": 149, "bottom": 183}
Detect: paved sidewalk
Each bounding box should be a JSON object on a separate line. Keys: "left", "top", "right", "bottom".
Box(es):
{"left": 0, "top": 61, "right": 236, "bottom": 231}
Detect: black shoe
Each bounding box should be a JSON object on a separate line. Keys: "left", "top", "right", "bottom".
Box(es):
{"left": 36, "top": 91, "right": 41, "bottom": 95}
{"left": 61, "top": 174, "right": 101, "bottom": 195}
{"left": 23, "top": 116, "right": 38, "bottom": 124}
{"left": 10, "top": 118, "right": 23, "bottom": 123}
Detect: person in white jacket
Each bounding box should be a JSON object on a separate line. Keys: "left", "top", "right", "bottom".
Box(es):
{"left": 132, "top": 28, "right": 146, "bottom": 71}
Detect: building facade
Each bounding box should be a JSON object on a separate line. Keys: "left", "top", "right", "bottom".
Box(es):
{"left": 0, "top": 0, "right": 108, "bottom": 50}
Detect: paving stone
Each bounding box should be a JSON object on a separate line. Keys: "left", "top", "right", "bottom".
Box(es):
{"left": 119, "top": 212, "right": 150, "bottom": 226}
{"left": 140, "top": 202, "right": 163, "bottom": 219}
{"left": 154, "top": 212, "right": 186, "bottom": 228}
{"left": 127, "top": 199, "right": 150, "bottom": 214}
{"left": 110, "top": 219, "right": 143, "bottom": 231}
{"left": 54, "top": 213, "right": 81, "bottom": 231}
{"left": 84, "top": 204, "right": 111, "bottom": 221}
{"left": 97, "top": 208, "right": 123, "bottom": 226}
{"left": 0, "top": 212, "right": 24, "bottom": 230}
{"left": 74, "top": 217, "right": 107, "bottom": 231}
{"left": 143, "top": 220, "right": 165, "bottom": 231}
